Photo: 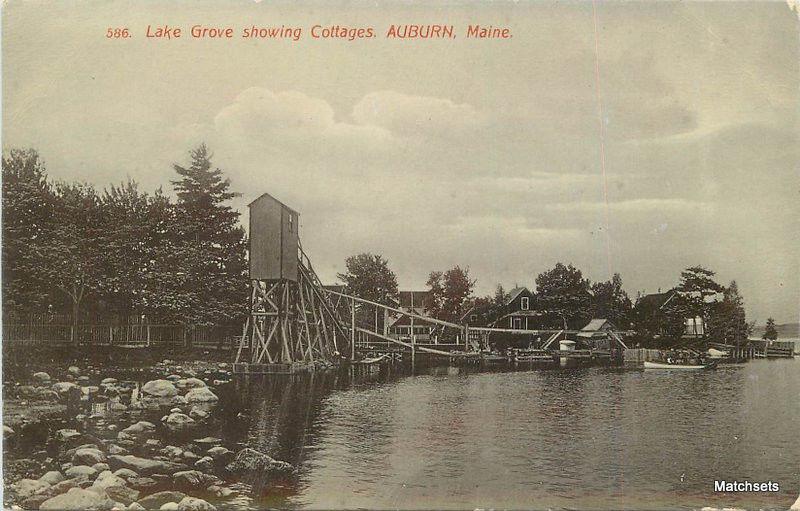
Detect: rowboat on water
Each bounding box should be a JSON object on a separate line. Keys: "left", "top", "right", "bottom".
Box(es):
{"left": 644, "top": 360, "right": 717, "bottom": 370}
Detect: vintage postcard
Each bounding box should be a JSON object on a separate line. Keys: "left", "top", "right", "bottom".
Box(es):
{"left": 2, "top": 1, "right": 799, "bottom": 510}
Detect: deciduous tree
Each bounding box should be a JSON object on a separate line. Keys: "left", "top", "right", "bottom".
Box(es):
{"left": 535, "top": 263, "right": 591, "bottom": 329}
{"left": 590, "top": 273, "right": 633, "bottom": 328}
{"left": 1, "top": 149, "right": 55, "bottom": 316}
{"left": 426, "top": 266, "right": 475, "bottom": 322}
{"left": 337, "top": 253, "right": 398, "bottom": 305}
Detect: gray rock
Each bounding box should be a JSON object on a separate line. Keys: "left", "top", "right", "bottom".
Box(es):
{"left": 126, "top": 477, "right": 157, "bottom": 491}
{"left": 141, "top": 380, "right": 178, "bottom": 398}
{"left": 206, "top": 446, "right": 232, "bottom": 463}
{"left": 128, "top": 503, "right": 146, "bottom": 511}
{"left": 72, "top": 447, "right": 106, "bottom": 465}
{"left": 184, "top": 388, "right": 218, "bottom": 403}
{"left": 112, "top": 468, "right": 138, "bottom": 479}
{"left": 192, "top": 437, "right": 221, "bottom": 447}
{"left": 22, "top": 493, "right": 53, "bottom": 509}
{"left": 172, "top": 470, "right": 216, "bottom": 489}
{"left": 164, "top": 413, "right": 195, "bottom": 432}
{"left": 12, "top": 478, "right": 51, "bottom": 499}
{"left": 225, "top": 448, "right": 295, "bottom": 479}
{"left": 104, "top": 485, "right": 140, "bottom": 505}
{"left": 39, "top": 471, "right": 66, "bottom": 485}
{"left": 53, "top": 381, "right": 80, "bottom": 395}
{"left": 194, "top": 456, "right": 214, "bottom": 471}
{"left": 108, "top": 444, "right": 128, "bottom": 455}
{"left": 65, "top": 465, "right": 98, "bottom": 479}
{"left": 135, "top": 491, "right": 187, "bottom": 510}
{"left": 92, "top": 463, "right": 110, "bottom": 473}
{"left": 39, "top": 487, "right": 115, "bottom": 510}
{"left": 89, "top": 470, "right": 127, "bottom": 491}
{"left": 68, "top": 366, "right": 81, "bottom": 376}
{"left": 188, "top": 407, "right": 208, "bottom": 420}
{"left": 176, "top": 496, "right": 216, "bottom": 511}
{"left": 33, "top": 371, "right": 52, "bottom": 383}
{"left": 107, "top": 455, "right": 186, "bottom": 476}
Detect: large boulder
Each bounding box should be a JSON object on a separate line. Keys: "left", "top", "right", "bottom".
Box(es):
{"left": 176, "top": 378, "right": 206, "bottom": 391}
{"left": 72, "top": 447, "right": 107, "bottom": 465}
{"left": 225, "top": 448, "right": 295, "bottom": 479}
{"left": 164, "top": 412, "right": 195, "bottom": 432}
{"left": 141, "top": 380, "right": 178, "bottom": 398}
{"left": 107, "top": 455, "right": 186, "bottom": 476}
{"left": 67, "top": 366, "right": 81, "bottom": 376}
{"left": 55, "top": 428, "right": 83, "bottom": 444}
{"left": 65, "top": 465, "right": 98, "bottom": 479}
{"left": 39, "top": 471, "right": 66, "bottom": 485}
{"left": 104, "top": 485, "right": 140, "bottom": 505}
{"left": 176, "top": 496, "right": 217, "bottom": 511}
{"left": 171, "top": 470, "right": 216, "bottom": 489}
{"left": 184, "top": 387, "right": 218, "bottom": 403}
{"left": 12, "top": 478, "right": 51, "bottom": 500}
{"left": 39, "top": 487, "right": 115, "bottom": 510}
{"left": 206, "top": 446, "right": 233, "bottom": 463}
{"left": 112, "top": 468, "right": 138, "bottom": 479}
{"left": 89, "top": 470, "right": 127, "bottom": 491}
{"left": 33, "top": 371, "right": 52, "bottom": 383}
{"left": 135, "top": 491, "right": 187, "bottom": 510}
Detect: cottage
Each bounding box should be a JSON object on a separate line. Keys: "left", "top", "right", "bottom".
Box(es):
{"left": 389, "top": 290, "right": 434, "bottom": 341}
{"left": 635, "top": 289, "right": 707, "bottom": 337}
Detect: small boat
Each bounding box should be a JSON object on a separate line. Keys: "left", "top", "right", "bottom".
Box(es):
{"left": 644, "top": 360, "right": 716, "bottom": 370}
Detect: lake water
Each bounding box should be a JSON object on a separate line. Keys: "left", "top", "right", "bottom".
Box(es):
{"left": 219, "top": 359, "right": 800, "bottom": 510}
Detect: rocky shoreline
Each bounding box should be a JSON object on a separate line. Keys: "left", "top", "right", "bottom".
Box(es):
{"left": 3, "top": 360, "right": 296, "bottom": 510}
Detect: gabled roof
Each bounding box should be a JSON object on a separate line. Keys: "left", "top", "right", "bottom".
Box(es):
{"left": 460, "top": 304, "right": 493, "bottom": 322}
{"left": 581, "top": 318, "right": 615, "bottom": 331}
{"left": 636, "top": 290, "right": 676, "bottom": 310}
{"left": 398, "top": 291, "right": 429, "bottom": 308}
{"left": 248, "top": 192, "right": 299, "bottom": 215}
{"left": 389, "top": 315, "right": 437, "bottom": 328}
{"left": 506, "top": 287, "right": 531, "bottom": 305}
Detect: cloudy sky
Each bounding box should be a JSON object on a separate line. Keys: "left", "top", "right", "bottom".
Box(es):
{"left": 4, "top": 1, "right": 799, "bottom": 323}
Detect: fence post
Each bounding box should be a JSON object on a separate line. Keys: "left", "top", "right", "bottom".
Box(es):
{"left": 146, "top": 324, "right": 151, "bottom": 347}
{"left": 109, "top": 325, "right": 114, "bottom": 346}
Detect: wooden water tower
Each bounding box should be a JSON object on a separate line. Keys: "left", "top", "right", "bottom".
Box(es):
{"left": 248, "top": 193, "right": 299, "bottom": 282}
{"left": 234, "top": 192, "right": 349, "bottom": 373}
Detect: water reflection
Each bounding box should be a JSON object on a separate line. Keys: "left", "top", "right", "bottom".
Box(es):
{"left": 218, "top": 361, "right": 799, "bottom": 510}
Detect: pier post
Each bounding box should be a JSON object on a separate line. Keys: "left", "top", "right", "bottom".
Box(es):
{"left": 351, "top": 297, "right": 356, "bottom": 361}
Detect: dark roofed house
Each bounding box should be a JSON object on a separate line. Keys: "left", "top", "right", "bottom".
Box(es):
{"left": 389, "top": 290, "right": 433, "bottom": 341}
{"left": 462, "top": 287, "right": 539, "bottom": 330}
{"left": 634, "top": 289, "right": 707, "bottom": 337}
{"left": 396, "top": 290, "right": 430, "bottom": 315}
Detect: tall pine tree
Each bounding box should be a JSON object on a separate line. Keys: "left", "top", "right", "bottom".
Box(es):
{"left": 168, "top": 144, "right": 248, "bottom": 324}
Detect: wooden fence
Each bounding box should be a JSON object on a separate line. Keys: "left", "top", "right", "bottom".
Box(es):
{"left": 2, "top": 323, "right": 242, "bottom": 350}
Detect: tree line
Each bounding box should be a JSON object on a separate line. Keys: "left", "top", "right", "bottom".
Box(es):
{"left": 2, "top": 146, "right": 248, "bottom": 326}
{"left": 336, "top": 254, "right": 762, "bottom": 345}
{"left": 4, "top": 145, "right": 771, "bottom": 344}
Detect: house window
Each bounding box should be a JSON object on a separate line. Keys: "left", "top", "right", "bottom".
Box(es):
{"left": 288, "top": 214, "right": 294, "bottom": 233}
{"left": 521, "top": 297, "right": 529, "bottom": 310}
{"left": 513, "top": 318, "right": 522, "bottom": 329}
{"left": 470, "top": 314, "right": 477, "bottom": 322}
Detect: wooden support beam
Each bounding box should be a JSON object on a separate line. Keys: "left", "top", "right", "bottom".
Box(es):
{"left": 324, "top": 288, "right": 462, "bottom": 330}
